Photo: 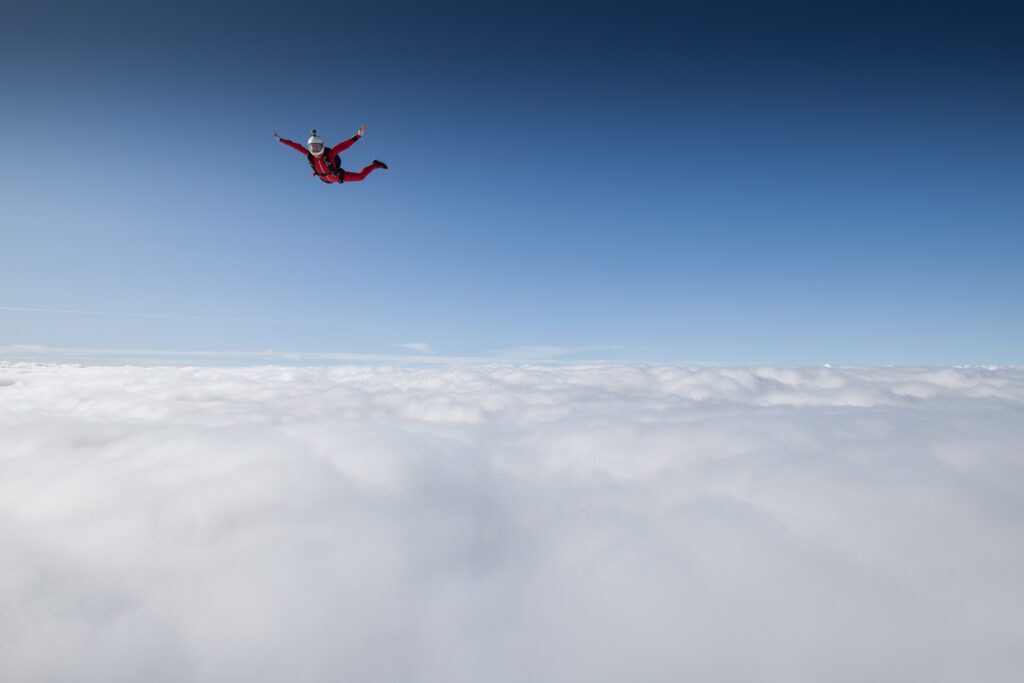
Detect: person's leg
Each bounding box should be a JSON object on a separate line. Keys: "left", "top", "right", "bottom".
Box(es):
{"left": 342, "top": 162, "right": 384, "bottom": 182}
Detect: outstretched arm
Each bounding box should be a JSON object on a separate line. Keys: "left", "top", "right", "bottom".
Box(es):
{"left": 274, "top": 131, "right": 308, "bottom": 155}
{"left": 330, "top": 124, "right": 366, "bottom": 155}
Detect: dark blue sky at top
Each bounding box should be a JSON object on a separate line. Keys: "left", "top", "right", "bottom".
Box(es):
{"left": 2, "top": 0, "right": 1022, "bottom": 364}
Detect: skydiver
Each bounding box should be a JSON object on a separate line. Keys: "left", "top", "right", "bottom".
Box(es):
{"left": 274, "top": 126, "right": 388, "bottom": 185}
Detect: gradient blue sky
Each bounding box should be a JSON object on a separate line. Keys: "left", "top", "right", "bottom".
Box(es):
{"left": 2, "top": 0, "right": 1022, "bottom": 364}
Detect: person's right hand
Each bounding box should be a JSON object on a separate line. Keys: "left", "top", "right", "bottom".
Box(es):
{"left": 273, "top": 131, "right": 281, "bottom": 139}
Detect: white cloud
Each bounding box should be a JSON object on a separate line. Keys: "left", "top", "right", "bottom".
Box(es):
{"left": 1, "top": 363, "right": 1023, "bottom": 681}
{"left": 397, "top": 341, "right": 435, "bottom": 354}
{"left": 0, "top": 344, "right": 583, "bottom": 366}
{"left": 488, "top": 344, "right": 580, "bottom": 359}
{"left": 487, "top": 344, "right": 627, "bottom": 360}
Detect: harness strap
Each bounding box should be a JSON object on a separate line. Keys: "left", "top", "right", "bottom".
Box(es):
{"left": 307, "top": 149, "right": 341, "bottom": 181}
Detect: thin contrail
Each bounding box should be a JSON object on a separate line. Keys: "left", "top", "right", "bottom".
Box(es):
{"left": 0, "top": 306, "right": 346, "bottom": 324}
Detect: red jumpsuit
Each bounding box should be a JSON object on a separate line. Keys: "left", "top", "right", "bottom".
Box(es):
{"left": 277, "top": 135, "right": 380, "bottom": 184}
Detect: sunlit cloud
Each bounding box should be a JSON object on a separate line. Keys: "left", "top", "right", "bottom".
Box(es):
{"left": 1, "top": 363, "right": 1022, "bottom": 681}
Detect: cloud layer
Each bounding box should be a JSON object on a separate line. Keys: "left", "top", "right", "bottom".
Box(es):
{"left": 2, "top": 363, "right": 1023, "bottom": 682}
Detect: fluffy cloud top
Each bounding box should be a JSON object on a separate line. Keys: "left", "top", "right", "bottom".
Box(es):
{"left": 1, "top": 363, "right": 1023, "bottom": 682}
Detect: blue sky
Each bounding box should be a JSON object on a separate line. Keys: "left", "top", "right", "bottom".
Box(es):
{"left": 2, "top": 0, "right": 1022, "bottom": 364}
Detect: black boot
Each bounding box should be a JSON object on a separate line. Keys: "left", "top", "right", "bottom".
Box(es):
{"left": 373, "top": 159, "right": 389, "bottom": 170}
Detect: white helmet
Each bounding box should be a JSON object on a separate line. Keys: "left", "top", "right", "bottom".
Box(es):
{"left": 307, "top": 130, "right": 325, "bottom": 157}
